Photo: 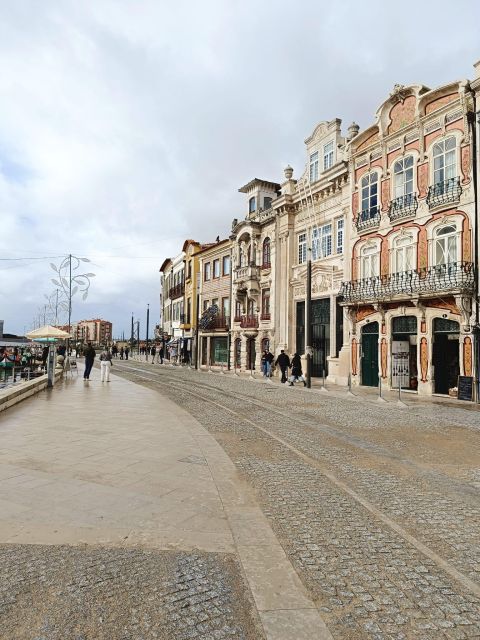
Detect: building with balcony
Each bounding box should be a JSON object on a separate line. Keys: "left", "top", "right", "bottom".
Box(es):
{"left": 231, "top": 178, "right": 279, "bottom": 371}
{"left": 182, "top": 239, "right": 203, "bottom": 363}
{"left": 159, "top": 258, "right": 173, "bottom": 344}
{"left": 195, "top": 238, "right": 232, "bottom": 368}
{"left": 341, "top": 74, "right": 478, "bottom": 396}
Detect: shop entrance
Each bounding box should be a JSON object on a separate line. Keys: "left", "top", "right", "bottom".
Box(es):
{"left": 246, "top": 337, "right": 256, "bottom": 371}
{"left": 391, "top": 316, "right": 418, "bottom": 390}
{"left": 361, "top": 322, "right": 379, "bottom": 387}
{"left": 311, "top": 298, "right": 330, "bottom": 377}
{"left": 433, "top": 318, "right": 460, "bottom": 394}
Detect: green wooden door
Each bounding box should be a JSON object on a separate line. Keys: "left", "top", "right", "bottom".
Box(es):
{"left": 361, "top": 324, "right": 379, "bottom": 387}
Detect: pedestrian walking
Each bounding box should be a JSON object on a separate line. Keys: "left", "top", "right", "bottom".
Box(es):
{"left": 158, "top": 346, "right": 164, "bottom": 364}
{"left": 265, "top": 350, "right": 274, "bottom": 377}
{"left": 120, "top": 347, "right": 124, "bottom": 360}
{"left": 99, "top": 348, "right": 112, "bottom": 382}
{"left": 125, "top": 346, "right": 129, "bottom": 361}
{"left": 275, "top": 349, "right": 290, "bottom": 383}
{"left": 288, "top": 353, "right": 307, "bottom": 387}
{"left": 83, "top": 342, "right": 96, "bottom": 380}
{"left": 151, "top": 344, "right": 156, "bottom": 364}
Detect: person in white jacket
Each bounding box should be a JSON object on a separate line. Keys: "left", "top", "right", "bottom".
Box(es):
{"left": 99, "top": 349, "right": 112, "bottom": 382}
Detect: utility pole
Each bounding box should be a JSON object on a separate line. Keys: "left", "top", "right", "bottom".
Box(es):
{"left": 131, "top": 313, "right": 134, "bottom": 351}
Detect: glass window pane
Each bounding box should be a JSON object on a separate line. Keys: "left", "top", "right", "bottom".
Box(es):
{"left": 405, "top": 156, "right": 414, "bottom": 168}
{"left": 445, "top": 137, "right": 456, "bottom": 151}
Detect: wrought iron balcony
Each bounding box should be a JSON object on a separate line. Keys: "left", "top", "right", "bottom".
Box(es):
{"left": 239, "top": 314, "right": 259, "bottom": 329}
{"left": 426, "top": 177, "right": 462, "bottom": 209}
{"left": 356, "top": 207, "right": 381, "bottom": 233}
{"left": 233, "top": 314, "right": 242, "bottom": 323}
{"left": 169, "top": 283, "right": 185, "bottom": 299}
{"left": 198, "top": 315, "right": 230, "bottom": 330}
{"left": 260, "top": 313, "right": 271, "bottom": 321}
{"left": 340, "top": 261, "right": 474, "bottom": 304}
{"left": 388, "top": 193, "right": 418, "bottom": 222}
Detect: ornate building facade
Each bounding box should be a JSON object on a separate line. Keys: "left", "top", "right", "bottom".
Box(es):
{"left": 340, "top": 79, "right": 477, "bottom": 395}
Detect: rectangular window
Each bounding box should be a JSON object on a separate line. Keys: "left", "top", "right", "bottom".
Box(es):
{"left": 204, "top": 262, "right": 211, "bottom": 281}
{"left": 222, "top": 297, "right": 230, "bottom": 318}
{"left": 298, "top": 232, "right": 307, "bottom": 264}
{"left": 188, "top": 260, "right": 192, "bottom": 279}
{"left": 203, "top": 300, "right": 209, "bottom": 311}
{"left": 309, "top": 151, "right": 319, "bottom": 183}
{"left": 312, "top": 224, "right": 332, "bottom": 260}
{"left": 262, "top": 289, "right": 271, "bottom": 317}
{"left": 212, "top": 298, "right": 219, "bottom": 309}
{"left": 222, "top": 255, "right": 230, "bottom": 275}
{"left": 213, "top": 259, "right": 220, "bottom": 278}
{"left": 336, "top": 218, "right": 344, "bottom": 254}
{"left": 323, "top": 141, "right": 334, "bottom": 171}
{"left": 235, "top": 300, "right": 242, "bottom": 318}
{"left": 321, "top": 224, "right": 332, "bottom": 258}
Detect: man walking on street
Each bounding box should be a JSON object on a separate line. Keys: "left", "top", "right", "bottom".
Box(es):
{"left": 83, "top": 342, "right": 96, "bottom": 380}
{"left": 125, "top": 346, "right": 129, "bottom": 361}
{"left": 275, "top": 349, "right": 290, "bottom": 383}
{"left": 151, "top": 344, "right": 156, "bottom": 364}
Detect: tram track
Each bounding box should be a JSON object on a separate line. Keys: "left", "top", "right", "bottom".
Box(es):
{"left": 113, "top": 361, "right": 480, "bottom": 604}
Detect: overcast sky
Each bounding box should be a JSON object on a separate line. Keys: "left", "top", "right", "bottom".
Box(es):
{"left": 1, "top": 0, "right": 479, "bottom": 337}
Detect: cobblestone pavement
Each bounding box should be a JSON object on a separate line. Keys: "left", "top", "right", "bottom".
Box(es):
{"left": 115, "top": 361, "right": 480, "bottom": 640}
{"left": 0, "top": 545, "right": 261, "bottom": 640}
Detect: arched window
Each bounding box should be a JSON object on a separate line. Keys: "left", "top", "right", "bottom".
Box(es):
{"left": 361, "top": 243, "right": 379, "bottom": 279}
{"left": 394, "top": 156, "right": 414, "bottom": 198}
{"left": 361, "top": 173, "right": 378, "bottom": 219}
{"left": 249, "top": 196, "right": 256, "bottom": 213}
{"left": 393, "top": 234, "right": 415, "bottom": 273}
{"left": 433, "top": 137, "right": 456, "bottom": 186}
{"left": 434, "top": 224, "right": 457, "bottom": 266}
{"left": 262, "top": 237, "right": 271, "bottom": 267}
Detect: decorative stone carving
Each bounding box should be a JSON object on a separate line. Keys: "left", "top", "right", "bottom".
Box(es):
{"left": 420, "top": 337, "right": 428, "bottom": 383}
{"left": 417, "top": 163, "right": 428, "bottom": 199}
{"left": 463, "top": 337, "right": 473, "bottom": 377}
{"left": 381, "top": 179, "right": 390, "bottom": 212}
{"left": 351, "top": 337, "right": 358, "bottom": 376}
{"left": 284, "top": 165, "right": 294, "bottom": 179}
{"left": 388, "top": 95, "right": 416, "bottom": 134}
{"left": 461, "top": 145, "right": 471, "bottom": 185}
{"left": 380, "top": 338, "right": 388, "bottom": 378}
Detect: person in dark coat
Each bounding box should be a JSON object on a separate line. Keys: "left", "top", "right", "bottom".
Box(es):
{"left": 275, "top": 350, "right": 290, "bottom": 383}
{"left": 151, "top": 345, "right": 156, "bottom": 364}
{"left": 158, "top": 346, "right": 164, "bottom": 364}
{"left": 289, "top": 353, "right": 306, "bottom": 386}
{"left": 125, "top": 346, "right": 130, "bottom": 360}
{"left": 83, "top": 342, "right": 96, "bottom": 380}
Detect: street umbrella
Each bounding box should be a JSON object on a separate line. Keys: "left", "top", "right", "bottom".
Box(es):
{"left": 26, "top": 325, "right": 71, "bottom": 342}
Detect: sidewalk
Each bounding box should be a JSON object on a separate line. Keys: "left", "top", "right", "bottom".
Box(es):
{"left": 0, "top": 365, "right": 331, "bottom": 640}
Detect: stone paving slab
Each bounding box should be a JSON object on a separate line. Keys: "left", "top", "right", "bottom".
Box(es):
{"left": 0, "top": 366, "right": 330, "bottom": 639}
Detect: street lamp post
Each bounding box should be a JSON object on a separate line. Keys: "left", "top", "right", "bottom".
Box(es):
{"left": 146, "top": 304, "right": 150, "bottom": 361}
{"left": 130, "top": 313, "right": 134, "bottom": 353}
{"left": 306, "top": 251, "right": 312, "bottom": 388}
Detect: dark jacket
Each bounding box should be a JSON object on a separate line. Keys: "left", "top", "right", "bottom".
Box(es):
{"left": 151, "top": 346, "right": 156, "bottom": 356}
{"left": 291, "top": 354, "right": 302, "bottom": 377}
{"left": 265, "top": 351, "right": 274, "bottom": 364}
{"left": 275, "top": 353, "right": 290, "bottom": 369}
{"left": 84, "top": 346, "right": 96, "bottom": 363}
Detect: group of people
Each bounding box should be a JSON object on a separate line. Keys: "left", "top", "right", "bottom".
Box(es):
{"left": 82, "top": 342, "right": 113, "bottom": 382}
{"left": 261, "top": 349, "right": 307, "bottom": 386}
{"left": 111, "top": 344, "right": 130, "bottom": 360}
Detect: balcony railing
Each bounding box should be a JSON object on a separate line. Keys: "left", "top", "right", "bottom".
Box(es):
{"left": 388, "top": 193, "right": 418, "bottom": 222}
{"left": 426, "top": 177, "right": 462, "bottom": 208}
{"left": 261, "top": 262, "right": 271, "bottom": 270}
{"left": 356, "top": 207, "right": 381, "bottom": 233}
{"left": 234, "top": 265, "right": 259, "bottom": 282}
{"left": 260, "top": 313, "right": 271, "bottom": 321}
{"left": 340, "top": 261, "right": 474, "bottom": 304}
{"left": 169, "top": 283, "right": 185, "bottom": 299}
{"left": 239, "top": 314, "right": 259, "bottom": 329}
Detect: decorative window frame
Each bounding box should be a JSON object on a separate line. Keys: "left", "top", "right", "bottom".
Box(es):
{"left": 427, "top": 131, "right": 463, "bottom": 187}
{"left": 356, "top": 237, "right": 381, "bottom": 279}
{"left": 388, "top": 227, "right": 419, "bottom": 273}
{"left": 388, "top": 152, "right": 419, "bottom": 200}
{"left": 359, "top": 170, "right": 380, "bottom": 214}
{"left": 426, "top": 215, "right": 462, "bottom": 266}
